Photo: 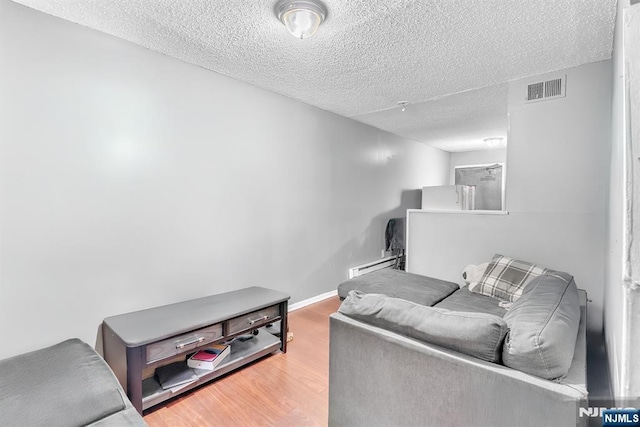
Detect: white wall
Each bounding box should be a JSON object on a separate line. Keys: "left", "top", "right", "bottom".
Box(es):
{"left": 604, "top": 0, "right": 629, "bottom": 400}
{"left": 625, "top": 3, "right": 640, "bottom": 401}
{"left": 0, "top": 1, "right": 450, "bottom": 358}
{"left": 605, "top": 0, "right": 640, "bottom": 402}
{"left": 506, "top": 63, "right": 611, "bottom": 215}
{"left": 407, "top": 60, "right": 612, "bottom": 332}
{"left": 449, "top": 148, "right": 507, "bottom": 184}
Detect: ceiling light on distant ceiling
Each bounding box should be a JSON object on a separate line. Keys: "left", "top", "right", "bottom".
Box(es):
{"left": 483, "top": 137, "right": 504, "bottom": 147}
{"left": 275, "top": 0, "right": 327, "bottom": 39}
{"left": 397, "top": 101, "right": 409, "bottom": 112}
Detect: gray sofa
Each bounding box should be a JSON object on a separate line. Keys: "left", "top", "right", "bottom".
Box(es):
{"left": 329, "top": 269, "right": 588, "bottom": 427}
{"left": 0, "top": 338, "right": 147, "bottom": 426}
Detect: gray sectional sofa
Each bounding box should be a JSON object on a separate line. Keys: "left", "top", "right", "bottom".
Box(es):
{"left": 329, "top": 268, "right": 588, "bottom": 427}
{"left": 0, "top": 339, "right": 147, "bottom": 426}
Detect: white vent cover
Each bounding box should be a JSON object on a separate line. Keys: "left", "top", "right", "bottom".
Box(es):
{"left": 525, "top": 75, "right": 566, "bottom": 103}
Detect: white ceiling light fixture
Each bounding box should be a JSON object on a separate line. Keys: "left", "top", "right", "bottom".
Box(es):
{"left": 275, "top": 0, "right": 327, "bottom": 39}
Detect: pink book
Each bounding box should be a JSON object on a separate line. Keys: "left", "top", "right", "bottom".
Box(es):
{"left": 187, "top": 344, "right": 230, "bottom": 371}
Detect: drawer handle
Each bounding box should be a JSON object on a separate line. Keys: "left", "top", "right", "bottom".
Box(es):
{"left": 175, "top": 336, "right": 205, "bottom": 349}
{"left": 247, "top": 315, "right": 269, "bottom": 325}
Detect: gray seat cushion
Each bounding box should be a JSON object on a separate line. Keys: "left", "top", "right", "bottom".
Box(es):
{"left": 0, "top": 338, "right": 141, "bottom": 427}
{"left": 338, "top": 269, "right": 458, "bottom": 306}
{"left": 434, "top": 286, "right": 507, "bottom": 317}
{"left": 339, "top": 290, "right": 508, "bottom": 362}
{"left": 502, "top": 272, "right": 580, "bottom": 380}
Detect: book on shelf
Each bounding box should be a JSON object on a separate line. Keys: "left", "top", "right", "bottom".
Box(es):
{"left": 155, "top": 361, "right": 198, "bottom": 390}
{"left": 187, "top": 344, "right": 230, "bottom": 371}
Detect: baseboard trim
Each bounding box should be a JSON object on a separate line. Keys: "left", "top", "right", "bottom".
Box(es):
{"left": 288, "top": 290, "right": 338, "bottom": 312}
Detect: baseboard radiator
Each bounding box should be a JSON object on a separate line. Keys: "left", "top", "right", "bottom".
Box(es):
{"left": 348, "top": 256, "right": 396, "bottom": 279}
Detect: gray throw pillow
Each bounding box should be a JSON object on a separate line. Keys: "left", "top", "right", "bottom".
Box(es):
{"left": 502, "top": 272, "right": 580, "bottom": 379}
{"left": 471, "top": 254, "right": 549, "bottom": 302}
{"left": 339, "top": 290, "right": 508, "bottom": 362}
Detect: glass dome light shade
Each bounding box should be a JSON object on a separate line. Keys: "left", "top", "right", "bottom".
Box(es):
{"left": 282, "top": 8, "right": 321, "bottom": 39}
{"left": 275, "top": 0, "right": 327, "bottom": 39}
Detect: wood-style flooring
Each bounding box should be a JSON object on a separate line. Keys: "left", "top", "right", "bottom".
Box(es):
{"left": 143, "top": 296, "right": 342, "bottom": 427}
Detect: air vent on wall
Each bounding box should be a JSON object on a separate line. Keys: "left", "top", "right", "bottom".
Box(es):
{"left": 525, "top": 75, "right": 566, "bottom": 103}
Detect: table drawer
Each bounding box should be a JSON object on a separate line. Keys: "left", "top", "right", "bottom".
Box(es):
{"left": 146, "top": 323, "right": 223, "bottom": 364}
{"left": 227, "top": 305, "right": 280, "bottom": 335}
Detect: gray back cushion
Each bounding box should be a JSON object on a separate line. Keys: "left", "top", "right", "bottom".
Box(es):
{"left": 339, "top": 290, "right": 508, "bottom": 362}
{"left": 502, "top": 272, "right": 580, "bottom": 379}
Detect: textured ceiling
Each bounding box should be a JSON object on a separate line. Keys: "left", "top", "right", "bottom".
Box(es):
{"left": 355, "top": 83, "right": 509, "bottom": 152}
{"left": 10, "top": 0, "right": 616, "bottom": 152}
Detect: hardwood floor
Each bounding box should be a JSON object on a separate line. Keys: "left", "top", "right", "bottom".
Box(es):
{"left": 143, "top": 296, "right": 342, "bottom": 427}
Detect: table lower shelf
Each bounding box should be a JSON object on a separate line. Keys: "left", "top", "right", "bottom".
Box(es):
{"left": 141, "top": 328, "right": 281, "bottom": 411}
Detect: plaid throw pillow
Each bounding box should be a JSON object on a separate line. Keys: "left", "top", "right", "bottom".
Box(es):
{"left": 474, "top": 254, "right": 548, "bottom": 302}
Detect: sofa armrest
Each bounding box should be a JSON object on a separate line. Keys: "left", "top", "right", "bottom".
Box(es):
{"left": 0, "top": 339, "right": 147, "bottom": 427}
{"left": 328, "top": 303, "right": 588, "bottom": 427}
